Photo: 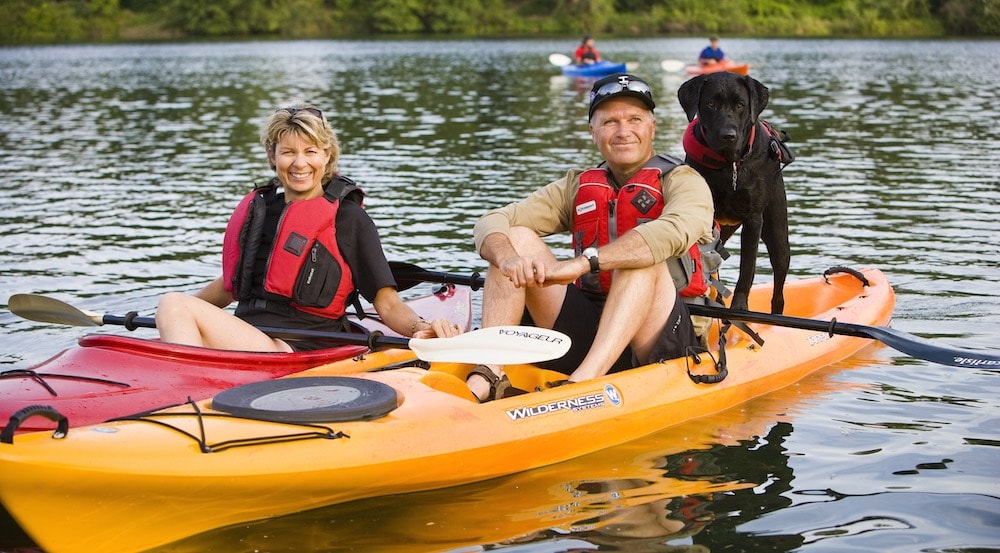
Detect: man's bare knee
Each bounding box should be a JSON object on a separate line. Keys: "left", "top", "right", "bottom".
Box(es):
{"left": 508, "top": 226, "right": 548, "bottom": 253}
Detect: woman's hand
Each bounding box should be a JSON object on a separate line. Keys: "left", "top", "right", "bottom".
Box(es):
{"left": 413, "top": 318, "right": 462, "bottom": 339}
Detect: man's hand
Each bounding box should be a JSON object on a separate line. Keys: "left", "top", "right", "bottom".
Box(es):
{"left": 499, "top": 255, "right": 589, "bottom": 288}
{"left": 497, "top": 255, "right": 546, "bottom": 288}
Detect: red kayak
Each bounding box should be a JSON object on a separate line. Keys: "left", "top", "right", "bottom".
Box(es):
{"left": 686, "top": 60, "right": 750, "bottom": 76}
{"left": 1, "top": 285, "right": 472, "bottom": 435}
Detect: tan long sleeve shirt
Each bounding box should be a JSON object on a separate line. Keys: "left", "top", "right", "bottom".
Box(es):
{"left": 474, "top": 164, "right": 715, "bottom": 263}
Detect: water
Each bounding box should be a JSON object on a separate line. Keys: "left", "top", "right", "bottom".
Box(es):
{"left": 1, "top": 38, "right": 998, "bottom": 552}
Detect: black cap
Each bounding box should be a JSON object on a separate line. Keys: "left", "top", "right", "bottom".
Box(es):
{"left": 588, "top": 73, "right": 655, "bottom": 120}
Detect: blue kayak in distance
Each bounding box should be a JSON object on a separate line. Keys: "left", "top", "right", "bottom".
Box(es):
{"left": 561, "top": 60, "right": 627, "bottom": 78}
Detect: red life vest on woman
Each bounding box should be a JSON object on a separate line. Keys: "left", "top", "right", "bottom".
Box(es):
{"left": 222, "top": 177, "right": 361, "bottom": 320}
{"left": 572, "top": 155, "right": 711, "bottom": 298}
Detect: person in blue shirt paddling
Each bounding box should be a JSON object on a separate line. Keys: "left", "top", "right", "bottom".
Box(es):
{"left": 698, "top": 37, "right": 725, "bottom": 66}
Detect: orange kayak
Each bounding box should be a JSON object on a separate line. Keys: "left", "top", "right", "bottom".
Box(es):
{"left": 0, "top": 268, "right": 894, "bottom": 553}
{"left": 686, "top": 60, "right": 750, "bottom": 76}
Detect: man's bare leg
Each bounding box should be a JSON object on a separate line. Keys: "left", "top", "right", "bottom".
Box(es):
{"left": 568, "top": 263, "right": 676, "bottom": 382}
{"left": 473, "top": 227, "right": 566, "bottom": 400}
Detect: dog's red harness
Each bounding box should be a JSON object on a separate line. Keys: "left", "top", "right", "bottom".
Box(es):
{"left": 682, "top": 118, "right": 792, "bottom": 190}
{"left": 682, "top": 117, "right": 757, "bottom": 171}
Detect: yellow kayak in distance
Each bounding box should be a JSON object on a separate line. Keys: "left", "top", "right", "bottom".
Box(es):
{"left": 0, "top": 268, "right": 895, "bottom": 553}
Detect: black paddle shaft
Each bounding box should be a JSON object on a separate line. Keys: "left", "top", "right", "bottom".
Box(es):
{"left": 687, "top": 304, "right": 1000, "bottom": 369}
{"left": 388, "top": 263, "right": 1000, "bottom": 370}
{"left": 389, "top": 261, "right": 483, "bottom": 292}
{"left": 100, "top": 314, "right": 408, "bottom": 349}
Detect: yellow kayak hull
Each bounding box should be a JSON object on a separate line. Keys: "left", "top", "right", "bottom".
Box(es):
{"left": 0, "top": 268, "right": 894, "bottom": 553}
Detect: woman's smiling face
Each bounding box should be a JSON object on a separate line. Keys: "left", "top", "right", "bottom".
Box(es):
{"left": 271, "top": 132, "right": 331, "bottom": 201}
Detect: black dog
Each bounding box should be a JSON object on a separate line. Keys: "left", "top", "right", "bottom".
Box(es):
{"left": 677, "top": 72, "right": 793, "bottom": 314}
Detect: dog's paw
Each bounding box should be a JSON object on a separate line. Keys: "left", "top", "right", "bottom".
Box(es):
{"left": 729, "top": 296, "right": 750, "bottom": 312}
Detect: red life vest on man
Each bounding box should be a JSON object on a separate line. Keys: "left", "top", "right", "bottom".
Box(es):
{"left": 572, "top": 154, "right": 711, "bottom": 298}
{"left": 222, "top": 177, "right": 361, "bottom": 320}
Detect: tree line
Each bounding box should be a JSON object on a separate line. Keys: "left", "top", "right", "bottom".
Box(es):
{"left": 1, "top": 0, "right": 996, "bottom": 45}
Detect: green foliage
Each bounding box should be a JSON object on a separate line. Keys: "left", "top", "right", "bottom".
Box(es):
{"left": 938, "top": 0, "right": 1000, "bottom": 35}
{"left": 0, "top": 0, "right": 118, "bottom": 43}
{"left": 161, "top": 0, "right": 303, "bottom": 36}
{"left": 367, "top": 0, "right": 423, "bottom": 33}
{"left": 0, "top": 0, "right": 994, "bottom": 44}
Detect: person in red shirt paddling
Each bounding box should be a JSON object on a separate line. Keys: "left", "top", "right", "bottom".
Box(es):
{"left": 574, "top": 35, "right": 601, "bottom": 65}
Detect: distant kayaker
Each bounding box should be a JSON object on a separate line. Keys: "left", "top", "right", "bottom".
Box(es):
{"left": 155, "top": 104, "right": 462, "bottom": 351}
{"left": 698, "top": 36, "right": 725, "bottom": 66}
{"left": 469, "top": 73, "right": 715, "bottom": 401}
{"left": 574, "top": 34, "right": 601, "bottom": 65}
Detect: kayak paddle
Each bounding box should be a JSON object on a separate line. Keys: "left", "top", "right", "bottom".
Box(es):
{"left": 380, "top": 263, "right": 1000, "bottom": 370}
{"left": 684, "top": 304, "right": 1000, "bottom": 370}
{"left": 391, "top": 261, "right": 482, "bottom": 291}
{"left": 7, "top": 294, "right": 570, "bottom": 365}
{"left": 548, "top": 53, "right": 639, "bottom": 72}
{"left": 661, "top": 59, "right": 685, "bottom": 72}
{"left": 548, "top": 53, "right": 572, "bottom": 67}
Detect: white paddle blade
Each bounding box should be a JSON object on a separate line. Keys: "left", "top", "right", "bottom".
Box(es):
{"left": 9, "top": 294, "right": 103, "bottom": 327}
{"left": 661, "top": 59, "right": 685, "bottom": 72}
{"left": 548, "top": 53, "right": 572, "bottom": 67}
{"left": 408, "top": 325, "right": 570, "bottom": 364}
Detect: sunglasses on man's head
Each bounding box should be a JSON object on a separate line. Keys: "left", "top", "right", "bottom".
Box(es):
{"left": 278, "top": 107, "right": 323, "bottom": 119}
{"left": 591, "top": 78, "right": 653, "bottom": 103}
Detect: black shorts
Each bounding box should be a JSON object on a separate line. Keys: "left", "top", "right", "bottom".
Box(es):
{"left": 526, "top": 285, "right": 699, "bottom": 376}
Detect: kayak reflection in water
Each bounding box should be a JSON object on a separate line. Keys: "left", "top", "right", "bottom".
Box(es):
{"left": 155, "top": 104, "right": 461, "bottom": 351}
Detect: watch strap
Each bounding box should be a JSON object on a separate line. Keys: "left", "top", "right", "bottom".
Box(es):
{"left": 588, "top": 253, "right": 600, "bottom": 274}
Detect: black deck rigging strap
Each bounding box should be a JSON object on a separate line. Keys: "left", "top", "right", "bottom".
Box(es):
{"left": 686, "top": 322, "right": 730, "bottom": 384}
{"left": 0, "top": 369, "right": 131, "bottom": 398}
{"left": 109, "top": 397, "right": 348, "bottom": 453}
{"left": 686, "top": 265, "right": 876, "bottom": 385}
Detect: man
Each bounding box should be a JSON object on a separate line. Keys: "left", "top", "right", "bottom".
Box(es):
{"left": 469, "top": 74, "right": 715, "bottom": 401}
{"left": 698, "top": 37, "right": 725, "bottom": 66}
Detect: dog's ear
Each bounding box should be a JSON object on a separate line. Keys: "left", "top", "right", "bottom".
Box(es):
{"left": 676, "top": 77, "right": 704, "bottom": 122}
{"left": 745, "top": 76, "right": 770, "bottom": 122}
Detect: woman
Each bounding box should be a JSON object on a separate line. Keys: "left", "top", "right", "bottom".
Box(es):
{"left": 156, "top": 104, "right": 460, "bottom": 351}
{"left": 574, "top": 35, "right": 601, "bottom": 65}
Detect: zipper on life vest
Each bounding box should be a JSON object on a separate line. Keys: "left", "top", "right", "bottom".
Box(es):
{"left": 608, "top": 199, "right": 619, "bottom": 241}
{"left": 305, "top": 243, "right": 319, "bottom": 285}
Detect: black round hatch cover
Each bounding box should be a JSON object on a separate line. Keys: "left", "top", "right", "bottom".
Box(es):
{"left": 212, "top": 377, "right": 398, "bottom": 423}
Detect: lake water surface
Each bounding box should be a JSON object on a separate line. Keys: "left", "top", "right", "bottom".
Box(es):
{"left": 1, "top": 37, "right": 998, "bottom": 552}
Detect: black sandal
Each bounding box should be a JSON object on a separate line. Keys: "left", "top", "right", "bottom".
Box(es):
{"left": 466, "top": 365, "right": 500, "bottom": 402}
{"left": 466, "top": 365, "right": 526, "bottom": 402}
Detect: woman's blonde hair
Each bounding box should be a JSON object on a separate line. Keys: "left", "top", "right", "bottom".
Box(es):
{"left": 261, "top": 104, "right": 339, "bottom": 183}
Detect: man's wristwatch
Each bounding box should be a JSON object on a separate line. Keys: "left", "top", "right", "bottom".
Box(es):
{"left": 583, "top": 247, "right": 600, "bottom": 274}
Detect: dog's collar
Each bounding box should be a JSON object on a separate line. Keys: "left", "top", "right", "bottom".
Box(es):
{"left": 683, "top": 118, "right": 759, "bottom": 189}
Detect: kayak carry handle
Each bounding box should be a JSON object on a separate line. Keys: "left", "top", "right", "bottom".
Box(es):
{"left": 1, "top": 405, "right": 69, "bottom": 443}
